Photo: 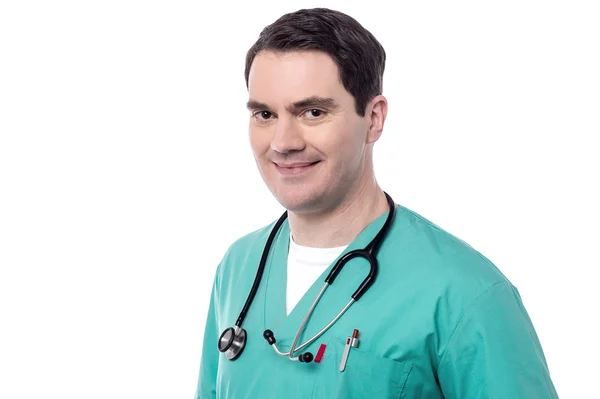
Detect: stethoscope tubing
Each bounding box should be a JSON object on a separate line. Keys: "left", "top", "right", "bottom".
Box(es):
{"left": 272, "top": 193, "right": 396, "bottom": 360}
{"left": 234, "top": 210, "right": 288, "bottom": 328}
{"left": 219, "top": 192, "right": 396, "bottom": 363}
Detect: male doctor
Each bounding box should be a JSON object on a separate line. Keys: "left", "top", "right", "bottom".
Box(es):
{"left": 195, "top": 7, "right": 559, "bottom": 398}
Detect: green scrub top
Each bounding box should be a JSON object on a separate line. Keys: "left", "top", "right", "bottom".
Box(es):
{"left": 196, "top": 203, "right": 559, "bottom": 398}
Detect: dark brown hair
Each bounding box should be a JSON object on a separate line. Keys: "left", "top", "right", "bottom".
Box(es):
{"left": 244, "top": 8, "right": 386, "bottom": 117}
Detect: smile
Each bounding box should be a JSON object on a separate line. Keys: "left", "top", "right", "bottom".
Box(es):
{"left": 274, "top": 161, "right": 320, "bottom": 177}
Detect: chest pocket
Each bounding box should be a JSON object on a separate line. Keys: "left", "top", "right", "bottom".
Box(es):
{"left": 311, "top": 335, "right": 412, "bottom": 399}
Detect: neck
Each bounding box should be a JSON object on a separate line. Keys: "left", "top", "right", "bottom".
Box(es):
{"left": 288, "top": 182, "right": 389, "bottom": 248}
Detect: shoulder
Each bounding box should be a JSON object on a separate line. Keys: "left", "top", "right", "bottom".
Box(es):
{"left": 384, "top": 204, "right": 527, "bottom": 359}
{"left": 388, "top": 203, "right": 512, "bottom": 303}
{"left": 225, "top": 221, "right": 277, "bottom": 258}
{"left": 215, "top": 216, "right": 284, "bottom": 280}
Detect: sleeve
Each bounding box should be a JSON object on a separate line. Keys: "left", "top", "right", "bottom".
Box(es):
{"left": 437, "top": 281, "right": 559, "bottom": 398}
{"left": 194, "top": 267, "right": 221, "bottom": 399}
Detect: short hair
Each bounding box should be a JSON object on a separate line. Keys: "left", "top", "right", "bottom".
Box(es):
{"left": 244, "top": 8, "right": 386, "bottom": 117}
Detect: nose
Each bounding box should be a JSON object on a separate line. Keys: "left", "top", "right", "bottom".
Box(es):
{"left": 270, "top": 118, "right": 306, "bottom": 154}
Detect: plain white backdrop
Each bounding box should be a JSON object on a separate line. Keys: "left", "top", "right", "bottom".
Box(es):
{"left": 1, "top": 1, "right": 598, "bottom": 398}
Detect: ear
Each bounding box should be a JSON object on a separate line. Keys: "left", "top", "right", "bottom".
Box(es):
{"left": 366, "top": 95, "right": 388, "bottom": 144}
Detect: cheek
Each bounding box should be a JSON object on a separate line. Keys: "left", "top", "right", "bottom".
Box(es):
{"left": 317, "top": 123, "right": 365, "bottom": 165}
{"left": 249, "top": 129, "right": 269, "bottom": 157}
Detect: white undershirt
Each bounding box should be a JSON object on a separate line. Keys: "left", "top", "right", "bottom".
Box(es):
{"left": 286, "top": 232, "right": 348, "bottom": 315}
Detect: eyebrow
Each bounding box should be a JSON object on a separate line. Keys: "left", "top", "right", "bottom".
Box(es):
{"left": 246, "top": 96, "right": 339, "bottom": 114}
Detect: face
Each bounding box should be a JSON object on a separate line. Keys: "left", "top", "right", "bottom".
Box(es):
{"left": 247, "top": 50, "right": 382, "bottom": 214}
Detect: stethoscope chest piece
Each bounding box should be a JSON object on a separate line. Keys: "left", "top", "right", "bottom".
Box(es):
{"left": 218, "top": 326, "right": 247, "bottom": 361}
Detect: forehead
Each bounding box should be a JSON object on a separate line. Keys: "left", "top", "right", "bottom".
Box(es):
{"left": 247, "top": 50, "right": 347, "bottom": 103}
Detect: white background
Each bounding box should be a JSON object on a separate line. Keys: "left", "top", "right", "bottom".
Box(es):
{"left": 0, "top": 1, "right": 598, "bottom": 398}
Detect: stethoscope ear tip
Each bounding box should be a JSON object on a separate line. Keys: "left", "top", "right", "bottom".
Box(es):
{"left": 299, "top": 352, "right": 313, "bottom": 363}
{"left": 263, "top": 329, "right": 276, "bottom": 345}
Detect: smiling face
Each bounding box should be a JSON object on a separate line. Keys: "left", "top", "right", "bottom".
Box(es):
{"left": 247, "top": 50, "right": 379, "bottom": 214}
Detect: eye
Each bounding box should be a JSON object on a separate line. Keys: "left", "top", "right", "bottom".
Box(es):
{"left": 252, "top": 110, "right": 274, "bottom": 122}
{"left": 303, "top": 109, "right": 326, "bottom": 119}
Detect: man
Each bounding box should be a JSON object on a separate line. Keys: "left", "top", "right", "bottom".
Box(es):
{"left": 195, "top": 8, "right": 558, "bottom": 398}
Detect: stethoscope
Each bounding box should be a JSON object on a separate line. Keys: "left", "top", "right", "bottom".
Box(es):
{"left": 217, "top": 192, "right": 396, "bottom": 363}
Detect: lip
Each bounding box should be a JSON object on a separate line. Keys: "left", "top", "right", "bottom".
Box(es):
{"left": 273, "top": 161, "right": 320, "bottom": 177}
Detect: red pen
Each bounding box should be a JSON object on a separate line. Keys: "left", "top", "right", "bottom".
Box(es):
{"left": 351, "top": 329, "right": 359, "bottom": 348}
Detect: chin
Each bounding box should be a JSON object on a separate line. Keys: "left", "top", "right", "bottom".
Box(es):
{"left": 271, "top": 187, "right": 326, "bottom": 213}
